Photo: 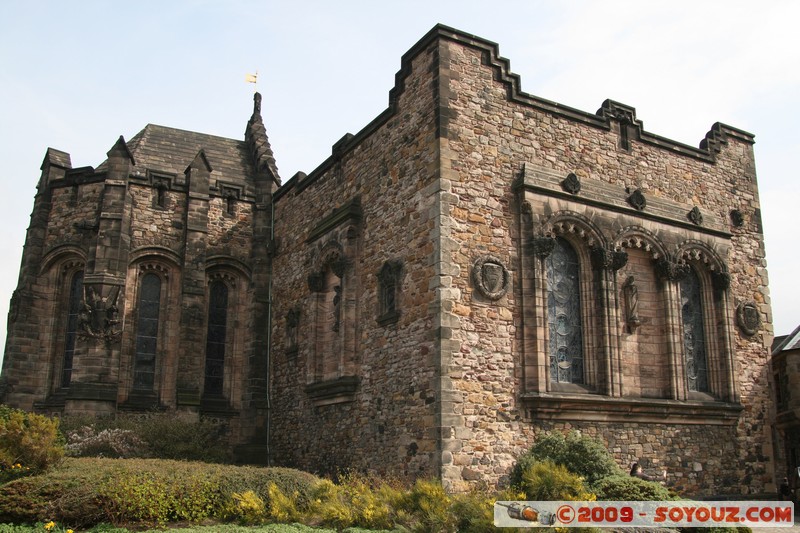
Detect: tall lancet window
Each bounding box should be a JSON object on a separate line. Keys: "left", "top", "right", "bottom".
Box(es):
{"left": 204, "top": 280, "right": 229, "bottom": 397}
{"left": 62, "top": 271, "right": 84, "bottom": 387}
{"left": 546, "top": 237, "right": 584, "bottom": 384}
{"left": 680, "top": 267, "right": 709, "bottom": 392}
{"left": 133, "top": 273, "right": 161, "bottom": 390}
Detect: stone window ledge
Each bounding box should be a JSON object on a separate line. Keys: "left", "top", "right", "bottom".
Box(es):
{"left": 305, "top": 375, "right": 359, "bottom": 407}
{"left": 377, "top": 309, "right": 401, "bottom": 327}
{"left": 521, "top": 392, "right": 742, "bottom": 426}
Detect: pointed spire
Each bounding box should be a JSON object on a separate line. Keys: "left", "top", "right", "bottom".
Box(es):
{"left": 245, "top": 92, "right": 281, "bottom": 185}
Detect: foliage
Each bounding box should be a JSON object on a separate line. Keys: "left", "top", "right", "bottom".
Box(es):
{"left": 60, "top": 413, "right": 231, "bottom": 463}
{"left": 0, "top": 457, "right": 320, "bottom": 528}
{"left": 266, "top": 482, "right": 302, "bottom": 523}
{"left": 510, "top": 431, "right": 623, "bottom": 488}
{"left": 592, "top": 473, "right": 673, "bottom": 501}
{"left": 65, "top": 427, "right": 147, "bottom": 459}
{"left": 400, "top": 478, "right": 455, "bottom": 532}
{"left": 517, "top": 460, "right": 595, "bottom": 501}
{"left": 0, "top": 405, "right": 64, "bottom": 483}
{"left": 448, "top": 488, "right": 511, "bottom": 533}
{"left": 222, "top": 490, "right": 268, "bottom": 525}
{"left": 310, "top": 474, "right": 399, "bottom": 531}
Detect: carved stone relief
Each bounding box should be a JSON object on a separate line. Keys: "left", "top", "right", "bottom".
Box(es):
{"left": 654, "top": 258, "right": 689, "bottom": 282}
{"left": 688, "top": 206, "right": 704, "bottom": 226}
{"left": 78, "top": 285, "right": 122, "bottom": 342}
{"left": 736, "top": 302, "right": 761, "bottom": 336}
{"left": 590, "top": 246, "right": 628, "bottom": 271}
{"left": 471, "top": 255, "right": 510, "bottom": 301}
{"left": 628, "top": 189, "right": 647, "bottom": 211}
{"left": 561, "top": 173, "right": 581, "bottom": 195}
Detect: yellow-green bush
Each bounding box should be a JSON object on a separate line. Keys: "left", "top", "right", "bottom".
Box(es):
{"left": 0, "top": 405, "right": 64, "bottom": 483}
{"left": 518, "top": 460, "right": 595, "bottom": 501}
{"left": 310, "top": 474, "right": 399, "bottom": 530}
{"left": 0, "top": 457, "right": 320, "bottom": 528}
{"left": 221, "top": 490, "right": 268, "bottom": 525}
{"left": 511, "top": 431, "right": 623, "bottom": 488}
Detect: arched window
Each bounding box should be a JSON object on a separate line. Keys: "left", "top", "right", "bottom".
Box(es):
{"left": 204, "top": 280, "right": 229, "bottom": 397}
{"left": 61, "top": 270, "right": 84, "bottom": 387}
{"left": 133, "top": 273, "right": 161, "bottom": 390}
{"left": 546, "top": 237, "right": 584, "bottom": 384}
{"left": 680, "top": 267, "right": 709, "bottom": 392}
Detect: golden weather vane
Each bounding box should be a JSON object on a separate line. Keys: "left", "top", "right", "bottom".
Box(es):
{"left": 245, "top": 71, "right": 258, "bottom": 91}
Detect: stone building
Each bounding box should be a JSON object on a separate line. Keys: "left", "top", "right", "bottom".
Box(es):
{"left": 772, "top": 326, "right": 800, "bottom": 493}
{"left": 1, "top": 25, "right": 778, "bottom": 495}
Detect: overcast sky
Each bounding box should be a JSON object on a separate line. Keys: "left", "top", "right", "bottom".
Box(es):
{"left": 1, "top": 1, "right": 798, "bottom": 369}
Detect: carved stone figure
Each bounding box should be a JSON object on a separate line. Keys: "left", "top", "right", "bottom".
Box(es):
{"left": 332, "top": 285, "right": 342, "bottom": 332}
{"left": 78, "top": 286, "right": 122, "bottom": 341}
{"left": 622, "top": 276, "right": 642, "bottom": 333}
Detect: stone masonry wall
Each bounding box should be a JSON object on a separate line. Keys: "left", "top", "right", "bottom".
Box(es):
{"left": 269, "top": 40, "right": 443, "bottom": 479}
{"left": 436, "top": 37, "right": 774, "bottom": 495}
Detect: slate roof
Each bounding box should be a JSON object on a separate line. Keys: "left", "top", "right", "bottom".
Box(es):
{"left": 99, "top": 124, "right": 255, "bottom": 190}
{"left": 772, "top": 325, "right": 800, "bottom": 355}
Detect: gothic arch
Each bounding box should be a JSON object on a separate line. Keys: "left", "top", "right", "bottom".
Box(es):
{"left": 671, "top": 239, "right": 735, "bottom": 401}
{"left": 613, "top": 226, "right": 669, "bottom": 261}
{"left": 202, "top": 262, "right": 248, "bottom": 405}
{"left": 121, "top": 252, "right": 180, "bottom": 402}
{"left": 542, "top": 210, "right": 608, "bottom": 253}
{"left": 675, "top": 239, "right": 727, "bottom": 274}
{"left": 129, "top": 245, "right": 181, "bottom": 269}
{"left": 206, "top": 255, "right": 252, "bottom": 283}
{"left": 40, "top": 244, "right": 87, "bottom": 275}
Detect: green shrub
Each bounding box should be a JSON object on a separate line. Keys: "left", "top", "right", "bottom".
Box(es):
{"left": 449, "top": 489, "right": 502, "bottom": 533}
{"left": 214, "top": 464, "right": 320, "bottom": 514}
{"left": 0, "top": 405, "right": 64, "bottom": 483}
{"left": 222, "top": 490, "right": 268, "bottom": 525}
{"left": 401, "top": 479, "right": 454, "bottom": 532}
{"left": 517, "top": 460, "right": 594, "bottom": 501}
{"left": 61, "top": 413, "right": 232, "bottom": 463}
{"left": 511, "top": 431, "right": 623, "bottom": 488}
{"left": 310, "top": 474, "right": 399, "bottom": 531}
{"left": 0, "top": 457, "right": 320, "bottom": 528}
{"left": 592, "top": 473, "right": 673, "bottom": 501}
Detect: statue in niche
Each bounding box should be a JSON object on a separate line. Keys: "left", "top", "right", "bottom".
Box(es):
{"left": 622, "top": 276, "right": 641, "bottom": 333}
{"left": 286, "top": 308, "right": 300, "bottom": 352}
{"left": 332, "top": 285, "right": 342, "bottom": 332}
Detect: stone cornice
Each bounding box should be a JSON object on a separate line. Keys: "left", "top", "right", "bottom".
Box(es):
{"left": 521, "top": 392, "right": 743, "bottom": 426}
{"left": 515, "top": 163, "right": 732, "bottom": 239}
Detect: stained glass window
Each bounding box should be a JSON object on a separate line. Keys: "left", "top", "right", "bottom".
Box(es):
{"left": 546, "top": 238, "right": 584, "bottom": 384}
{"left": 62, "top": 271, "right": 83, "bottom": 387}
{"left": 133, "top": 273, "right": 161, "bottom": 390}
{"left": 680, "top": 267, "right": 708, "bottom": 392}
{"left": 204, "top": 281, "right": 229, "bottom": 397}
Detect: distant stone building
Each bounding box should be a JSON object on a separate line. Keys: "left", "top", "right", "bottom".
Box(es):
{"left": 1, "top": 25, "right": 778, "bottom": 495}
{"left": 772, "top": 326, "right": 800, "bottom": 492}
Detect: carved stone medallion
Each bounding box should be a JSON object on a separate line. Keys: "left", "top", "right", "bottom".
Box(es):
{"left": 730, "top": 209, "right": 744, "bottom": 228}
{"left": 736, "top": 302, "right": 761, "bottom": 337}
{"left": 628, "top": 189, "right": 647, "bottom": 211}
{"left": 471, "top": 255, "right": 510, "bottom": 301}
{"left": 561, "top": 173, "right": 581, "bottom": 195}
{"left": 688, "top": 206, "right": 704, "bottom": 226}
